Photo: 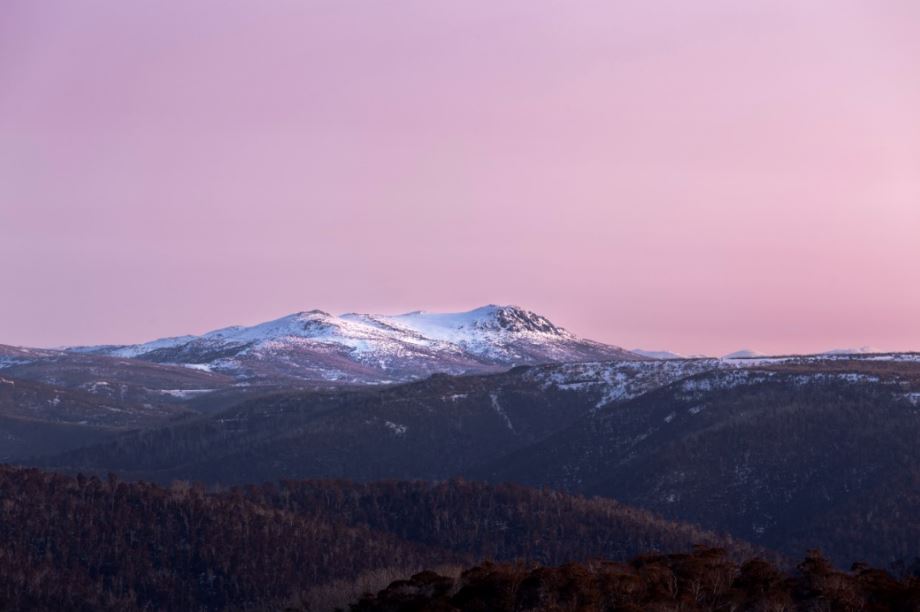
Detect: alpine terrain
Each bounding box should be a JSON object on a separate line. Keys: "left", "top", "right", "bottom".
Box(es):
{"left": 66, "top": 305, "right": 640, "bottom": 384}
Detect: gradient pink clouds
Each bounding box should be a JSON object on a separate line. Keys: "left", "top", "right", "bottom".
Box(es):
{"left": 1, "top": 1, "right": 919, "bottom": 355}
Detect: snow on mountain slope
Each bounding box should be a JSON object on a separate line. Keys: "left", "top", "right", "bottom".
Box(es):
{"left": 67, "top": 305, "right": 641, "bottom": 383}
{"left": 632, "top": 349, "right": 687, "bottom": 360}
{"left": 352, "top": 305, "right": 634, "bottom": 365}
{"left": 822, "top": 346, "right": 882, "bottom": 355}
{"left": 526, "top": 359, "right": 729, "bottom": 410}
{"left": 0, "top": 344, "right": 59, "bottom": 368}
{"left": 71, "top": 335, "right": 198, "bottom": 359}
{"left": 377, "top": 305, "right": 567, "bottom": 341}
{"left": 722, "top": 349, "right": 765, "bottom": 359}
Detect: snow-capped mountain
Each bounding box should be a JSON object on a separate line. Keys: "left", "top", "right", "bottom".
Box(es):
{"left": 722, "top": 349, "right": 765, "bottom": 359}
{"left": 822, "top": 346, "right": 882, "bottom": 356}
{"left": 632, "top": 349, "right": 687, "bottom": 360}
{"left": 69, "top": 305, "right": 640, "bottom": 383}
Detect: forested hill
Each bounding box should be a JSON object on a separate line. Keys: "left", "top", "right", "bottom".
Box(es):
{"left": 0, "top": 465, "right": 751, "bottom": 611}
{"left": 353, "top": 549, "right": 920, "bottom": 611}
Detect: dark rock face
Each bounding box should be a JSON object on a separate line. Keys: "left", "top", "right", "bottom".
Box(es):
{"left": 486, "top": 306, "right": 564, "bottom": 335}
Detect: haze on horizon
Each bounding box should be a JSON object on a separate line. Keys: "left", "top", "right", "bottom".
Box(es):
{"left": 1, "top": 1, "right": 919, "bottom": 356}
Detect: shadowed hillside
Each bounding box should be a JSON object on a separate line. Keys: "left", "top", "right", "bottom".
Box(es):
{"left": 0, "top": 465, "right": 751, "bottom": 611}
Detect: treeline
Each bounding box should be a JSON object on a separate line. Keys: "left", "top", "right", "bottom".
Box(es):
{"left": 0, "top": 466, "right": 749, "bottom": 611}
{"left": 352, "top": 547, "right": 920, "bottom": 612}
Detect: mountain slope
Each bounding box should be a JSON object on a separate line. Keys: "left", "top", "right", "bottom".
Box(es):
{"left": 0, "top": 373, "right": 202, "bottom": 461}
{"left": 632, "top": 348, "right": 687, "bottom": 359}
{"left": 36, "top": 360, "right": 718, "bottom": 484}
{"left": 823, "top": 346, "right": 882, "bottom": 355}
{"left": 67, "top": 305, "right": 640, "bottom": 383}
{"left": 477, "top": 360, "right": 920, "bottom": 566}
{"left": 722, "top": 349, "right": 765, "bottom": 359}
{"left": 0, "top": 343, "right": 236, "bottom": 403}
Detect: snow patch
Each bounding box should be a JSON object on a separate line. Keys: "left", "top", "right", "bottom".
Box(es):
{"left": 384, "top": 421, "right": 407, "bottom": 436}
{"left": 527, "top": 359, "right": 736, "bottom": 410}
{"left": 0, "top": 358, "right": 30, "bottom": 369}
{"left": 632, "top": 349, "right": 686, "bottom": 360}
{"left": 823, "top": 346, "right": 882, "bottom": 355}
{"left": 490, "top": 393, "right": 515, "bottom": 432}
{"left": 156, "top": 389, "right": 217, "bottom": 399}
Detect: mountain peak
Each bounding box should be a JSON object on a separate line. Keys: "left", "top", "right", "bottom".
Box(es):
{"left": 482, "top": 305, "right": 565, "bottom": 335}
{"left": 291, "top": 309, "right": 332, "bottom": 319}
{"left": 386, "top": 305, "right": 569, "bottom": 339}
{"left": 722, "top": 349, "right": 765, "bottom": 359}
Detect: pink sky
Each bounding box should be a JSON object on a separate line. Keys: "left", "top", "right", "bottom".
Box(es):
{"left": 2, "top": 1, "right": 919, "bottom": 355}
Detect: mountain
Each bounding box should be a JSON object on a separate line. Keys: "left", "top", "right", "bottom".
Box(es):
{"left": 722, "top": 349, "right": 765, "bottom": 359}
{"left": 823, "top": 346, "right": 882, "bottom": 355}
{"left": 632, "top": 348, "right": 689, "bottom": 360}
{"left": 67, "top": 305, "right": 641, "bottom": 384}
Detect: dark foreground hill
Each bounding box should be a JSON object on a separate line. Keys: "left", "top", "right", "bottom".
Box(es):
{"left": 352, "top": 548, "right": 920, "bottom": 612}
{"left": 0, "top": 465, "right": 751, "bottom": 611}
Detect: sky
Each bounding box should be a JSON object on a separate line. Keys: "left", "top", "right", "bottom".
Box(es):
{"left": 1, "top": 1, "right": 919, "bottom": 356}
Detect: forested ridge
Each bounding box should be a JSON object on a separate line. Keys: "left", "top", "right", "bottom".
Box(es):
{"left": 245, "top": 479, "right": 756, "bottom": 566}
{"left": 354, "top": 548, "right": 920, "bottom": 611}
{"left": 0, "top": 467, "right": 443, "bottom": 611}
{"left": 0, "top": 465, "right": 751, "bottom": 611}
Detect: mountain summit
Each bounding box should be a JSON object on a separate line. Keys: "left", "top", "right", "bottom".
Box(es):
{"left": 69, "top": 305, "right": 639, "bottom": 383}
